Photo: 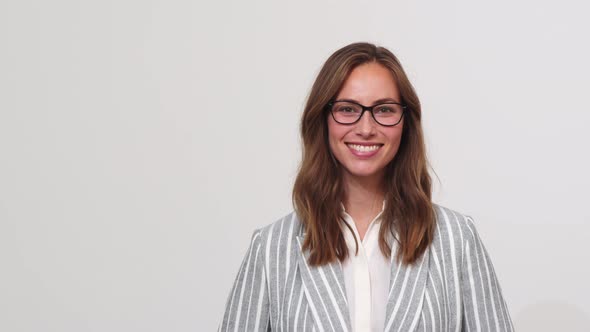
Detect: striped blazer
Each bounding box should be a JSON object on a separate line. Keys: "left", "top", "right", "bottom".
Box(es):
{"left": 219, "top": 204, "right": 514, "bottom": 332}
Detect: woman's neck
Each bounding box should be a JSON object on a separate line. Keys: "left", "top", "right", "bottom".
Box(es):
{"left": 342, "top": 172, "right": 385, "bottom": 240}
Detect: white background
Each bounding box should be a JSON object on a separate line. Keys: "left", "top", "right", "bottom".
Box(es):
{"left": 1, "top": 0, "right": 589, "bottom": 331}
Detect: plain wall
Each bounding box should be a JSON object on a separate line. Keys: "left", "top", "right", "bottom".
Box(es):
{"left": 1, "top": 0, "right": 589, "bottom": 331}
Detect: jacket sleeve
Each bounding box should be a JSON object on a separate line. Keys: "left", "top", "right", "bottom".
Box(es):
{"left": 460, "top": 217, "right": 515, "bottom": 332}
{"left": 219, "top": 229, "right": 271, "bottom": 331}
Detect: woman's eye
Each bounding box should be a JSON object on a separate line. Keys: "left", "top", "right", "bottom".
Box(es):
{"left": 340, "top": 107, "right": 355, "bottom": 113}
{"left": 377, "top": 107, "right": 393, "bottom": 113}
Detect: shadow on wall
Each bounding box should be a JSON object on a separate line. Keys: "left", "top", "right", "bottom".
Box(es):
{"left": 515, "top": 300, "right": 590, "bottom": 332}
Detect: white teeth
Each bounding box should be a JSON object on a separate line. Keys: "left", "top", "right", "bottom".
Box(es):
{"left": 347, "top": 144, "right": 381, "bottom": 152}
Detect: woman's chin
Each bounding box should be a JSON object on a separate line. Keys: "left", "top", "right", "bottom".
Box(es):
{"left": 342, "top": 167, "right": 384, "bottom": 180}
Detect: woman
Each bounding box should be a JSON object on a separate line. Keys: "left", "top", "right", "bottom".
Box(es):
{"left": 219, "top": 42, "right": 514, "bottom": 332}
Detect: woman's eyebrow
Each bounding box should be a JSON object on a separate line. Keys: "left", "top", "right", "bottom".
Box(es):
{"left": 338, "top": 97, "right": 400, "bottom": 104}
{"left": 372, "top": 97, "right": 400, "bottom": 104}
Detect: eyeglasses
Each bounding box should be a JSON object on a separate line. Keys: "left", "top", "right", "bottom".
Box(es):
{"left": 327, "top": 100, "right": 406, "bottom": 127}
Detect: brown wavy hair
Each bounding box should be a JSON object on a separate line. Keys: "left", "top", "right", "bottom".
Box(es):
{"left": 292, "top": 42, "right": 435, "bottom": 266}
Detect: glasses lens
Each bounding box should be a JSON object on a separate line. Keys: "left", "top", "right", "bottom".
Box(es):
{"left": 372, "top": 103, "right": 404, "bottom": 126}
{"left": 331, "top": 102, "right": 362, "bottom": 124}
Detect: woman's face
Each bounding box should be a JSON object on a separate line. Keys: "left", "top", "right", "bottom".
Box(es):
{"left": 327, "top": 62, "right": 404, "bottom": 184}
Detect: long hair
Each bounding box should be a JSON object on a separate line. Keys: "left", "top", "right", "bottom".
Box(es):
{"left": 292, "top": 42, "right": 435, "bottom": 266}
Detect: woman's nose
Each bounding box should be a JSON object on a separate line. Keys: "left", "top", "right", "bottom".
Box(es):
{"left": 355, "top": 111, "right": 377, "bottom": 136}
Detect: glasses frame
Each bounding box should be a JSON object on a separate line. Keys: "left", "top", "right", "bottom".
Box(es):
{"left": 327, "top": 100, "right": 407, "bottom": 127}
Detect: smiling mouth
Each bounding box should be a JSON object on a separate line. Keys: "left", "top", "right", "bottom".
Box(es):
{"left": 346, "top": 143, "right": 383, "bottom": 152}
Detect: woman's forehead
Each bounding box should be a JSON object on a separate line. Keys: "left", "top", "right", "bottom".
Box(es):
{"left": 336, "top": 63, "right": 400, "bottom": 103}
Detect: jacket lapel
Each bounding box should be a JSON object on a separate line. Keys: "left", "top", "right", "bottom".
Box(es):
{"left": 296, "top": 235, "right": 352, "bottom": 332}
{"left": 383, "top": 242, "right": 431, "bottom": 332}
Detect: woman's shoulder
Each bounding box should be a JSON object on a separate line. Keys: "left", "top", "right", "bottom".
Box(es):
{"left": 432, "top": 203, "right": 478, "bottom": 234}
{"left": 431, "top": 203, "right": 485, "bottom": 260}
{"left": 249, "top": 210, "right": 304, "bottom": 251}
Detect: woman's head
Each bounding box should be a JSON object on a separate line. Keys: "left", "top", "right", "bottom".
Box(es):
{"left": 293, "top": 42, "right": 434, "bottom": 266}
{"left": 300, "top": 42, "right": 425, "bottom": 188}
{"left": 327, "top": 61, "right": 405, "bottom": 187}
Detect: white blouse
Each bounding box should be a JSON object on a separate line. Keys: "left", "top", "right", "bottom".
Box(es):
{"left": 340, "top": 201, "right": 391, "bottom": 332}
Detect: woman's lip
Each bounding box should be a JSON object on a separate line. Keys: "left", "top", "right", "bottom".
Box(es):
{"left": 346, "top": 143, "right": 382, "bottom": 158}
{"left": 346, "top": 142, "right": 383, "bottom": 146}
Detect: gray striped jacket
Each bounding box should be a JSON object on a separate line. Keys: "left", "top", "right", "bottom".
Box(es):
{"left": 219, "top": 204, "right": 514, "bottom": 331}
